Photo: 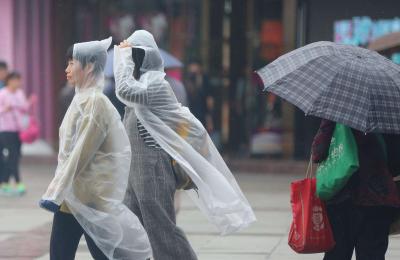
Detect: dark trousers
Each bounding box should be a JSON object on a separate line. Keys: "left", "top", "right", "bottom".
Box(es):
{"left": 50, "top": 211, "right": 108, "bottom": 260}
{"left": 324, "top": 202, "right": 395, "bottom": 260}
{"left": 0, "top": 132, "right": 21, "bottom": 183}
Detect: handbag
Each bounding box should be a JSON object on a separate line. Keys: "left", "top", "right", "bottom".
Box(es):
{"left": 19, "top": 115, "right": 40, "bottom": 143}
{"left": 288, "top": 159, "right": 336, "bottom": 253}
{"left": 11, "top": 98, "right": 40, "bottom": 144}
{"left": 171, "top": 120, "right": 198, "bottom": 191}
{"left": 316, "top": 123, "right": 359, "bottom": 200}
{"left": 11, "top": 107, "right": 40, "bottom": 144}
{"left": 171, "top": 159, "right": 198, "bottom": 191}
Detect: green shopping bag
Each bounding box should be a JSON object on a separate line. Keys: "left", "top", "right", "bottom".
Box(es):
{"left": 316, "top": 123, "right": 359, "bottom": 200}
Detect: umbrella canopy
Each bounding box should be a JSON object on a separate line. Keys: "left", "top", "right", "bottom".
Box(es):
{"left": 256, "top": 41, "right": 400, "bottom": 134}
{"left": 159, "top": 48, "right": 183, "bottom": 68}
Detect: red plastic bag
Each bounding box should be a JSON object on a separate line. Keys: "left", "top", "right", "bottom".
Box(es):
{"left": 288, "top": 177, "right": 335, "bottom": 253}
{"left": 19, "top": 116, "right": 40, "bottom": 144}
{"left": 19, "top": 94, "right": 40, "bottom": 144}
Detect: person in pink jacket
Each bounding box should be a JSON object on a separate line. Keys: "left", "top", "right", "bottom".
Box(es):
{"left": 0, "top": 72, "right": 34, "bottom": 196}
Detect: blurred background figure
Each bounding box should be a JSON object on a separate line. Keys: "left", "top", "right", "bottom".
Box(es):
{"left": 103, "top": 45, "right": 126, "bottom": 118}
{"left": 0, "top": 72, "right": 35, "bottom": 196}
{"left": 185, "top": 61, "right": 220, "bottom": 148}
{"left": 166, "top": 73, "right": 188, "bottom": 106}
{"left": 0, "top": 61, "right": 8, "bottom": 89}
{"left": 162, "top": 48, "right": 188, "bottom": 106}
{"left": 58, "top": 82, "right": 74, "bottom": 124}
{"left": 185, "top": 61, "right": 208, "bottom": 126}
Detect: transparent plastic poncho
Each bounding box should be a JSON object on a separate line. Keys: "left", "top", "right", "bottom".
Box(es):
{"left": 114, "top": 30, "right": 256, "bottom": 235}
{"left": 42, "top": 37, "right": 152, "bottom": 259}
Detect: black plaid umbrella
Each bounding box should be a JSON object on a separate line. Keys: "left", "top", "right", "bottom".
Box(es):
{"left": 256, "top": 41, "right": 400, "bottom": 134}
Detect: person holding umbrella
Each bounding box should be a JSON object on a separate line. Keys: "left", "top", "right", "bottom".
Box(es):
{"left": 257, "top": 41, "right": 400, "bottom": 260}
{"left": 312, "top": 119, "right": 400, "bottom": 260}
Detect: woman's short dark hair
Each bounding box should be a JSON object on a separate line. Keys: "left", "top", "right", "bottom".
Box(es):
{"left": 66, "top": 44, "right": 106, "bottom": 76}
{"left": 5, "top": 71, "right": 21, "bottom": 85}
{"left": 66, "top": 45, "right": 74, "bottom": 62}
{"left": 132, "top": 48, "right": 145, "bottom": 80}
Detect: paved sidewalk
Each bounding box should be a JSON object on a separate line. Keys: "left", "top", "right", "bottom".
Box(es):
{"left": 0, "top": 161, "right": 399, "bottom": 260}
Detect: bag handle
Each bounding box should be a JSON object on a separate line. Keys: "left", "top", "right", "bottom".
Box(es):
{"left": 305, "top": 155, "right": 314, "bottom": 179}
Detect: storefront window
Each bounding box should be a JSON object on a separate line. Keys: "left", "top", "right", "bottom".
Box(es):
{"left": 334, "top": 16, "right": 400, "bottom": 46}
{"left": 248, "top": 0, "right": 284, "bottom": 157}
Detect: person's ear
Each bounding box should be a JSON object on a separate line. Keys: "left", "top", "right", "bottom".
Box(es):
{"left": 84, "top": 63, "right": 95, "bottom": 74}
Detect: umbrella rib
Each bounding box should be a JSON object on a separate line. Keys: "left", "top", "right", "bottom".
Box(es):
{"left": 307, "top": 59, "right": 345, "bottom": 115}
{"left": 265, "top": 57, "right": 334, "bottom": 114}
{"left": 259, "top": 48, "right": 334, "bottom": 87}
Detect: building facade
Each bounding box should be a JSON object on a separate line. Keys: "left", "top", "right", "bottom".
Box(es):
{"left": 0, "top": 0, "right": 56, "bottom": 145}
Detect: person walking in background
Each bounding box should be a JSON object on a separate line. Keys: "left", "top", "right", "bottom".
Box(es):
{"left": 0, "top": 72, "right": 33, "bottom": 196}
{"left": 185, "top": 61, "right": 220, "bottom": 147}
{"left": 185, "top": 61, "right": 209, "bottom": 127}
{"left": 0, "top": 61, "right": 8, "bottom": 89}
{"left": 165, "top": 71, "right": 188, "bottom": 107}
{"left": 312, "top": 119, "right": 400, "bottom": 260}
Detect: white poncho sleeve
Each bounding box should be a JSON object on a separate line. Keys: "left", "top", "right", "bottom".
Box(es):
{"left": 113, "top": 47, "right": 151, "bottom": 106}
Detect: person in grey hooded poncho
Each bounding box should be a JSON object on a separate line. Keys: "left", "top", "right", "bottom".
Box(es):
{"left": 114, "top": 30, "right": 256, "bottom": 260}
{"left": 40, "top": 37, "right": 152, "bottom": 260}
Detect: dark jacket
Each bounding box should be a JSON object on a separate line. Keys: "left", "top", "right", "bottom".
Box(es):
{"left": 312, "top": 119, "right": 400, "bottom": 207}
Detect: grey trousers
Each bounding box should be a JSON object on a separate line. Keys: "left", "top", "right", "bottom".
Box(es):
{"left": 123, "top": 108, "right": 197, "bottom": 260}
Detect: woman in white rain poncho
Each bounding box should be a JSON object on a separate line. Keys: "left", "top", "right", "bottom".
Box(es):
{"left": 114, "top": 30, "right": 256, "bottom": 259}
{"left": 40, "top": 37, "right": 152, "bottom": 260}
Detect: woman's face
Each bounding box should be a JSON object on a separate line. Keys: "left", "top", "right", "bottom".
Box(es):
{"left": 65, "top": 59, "right": 84, "bottom": 87}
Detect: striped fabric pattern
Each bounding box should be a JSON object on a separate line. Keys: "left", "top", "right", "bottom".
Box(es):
{"left": 114, "top": 47, "right": 180, "bottom": 149}
{"left": 137, "top": 119, "right": 161, "bottom": 149}
{"left": 122, "top": 108, "right": 198, "bottom": 259}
